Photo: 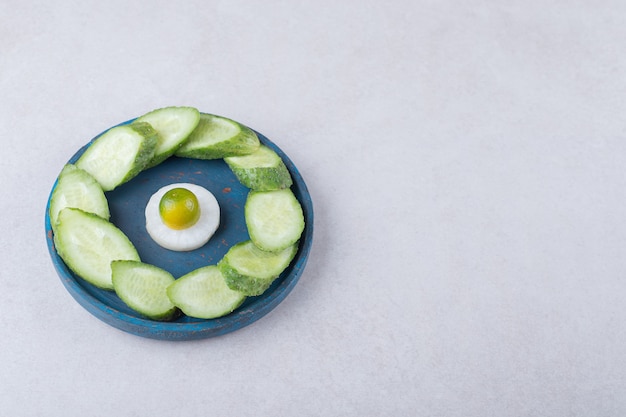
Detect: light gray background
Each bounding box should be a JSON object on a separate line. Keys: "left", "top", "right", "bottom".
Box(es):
{"left": 3, "top": 1, "right": 626, "bottom": 415}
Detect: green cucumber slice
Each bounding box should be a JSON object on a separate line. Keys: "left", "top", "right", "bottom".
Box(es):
{"left": 167, "top": 265, "right": 246, "bottom": 319}
{"left": 224, "top": 145, "right": 292, "bottom": 190}
{"left": 218, "top": 240, "right": 298, "bottom": 296}
{"left": 53, "top": 208, "right": 140, "bottom": 290}
{"left": 245, "top": 189, "right": 304, "bottom": 252}
{"left": 175, "top": 113, "right": 260, "bottom": 159}
{"left": 76, "top": 122, "right": 158, "bottom": 191}
{"left": 135, "top": 106, "right": 200, "bottom": 168}
{"left": 48, "top": 163, "right": 110, "bottom": 229}
{"left": 111, "top": 260, "right": 178, "bottom": 321}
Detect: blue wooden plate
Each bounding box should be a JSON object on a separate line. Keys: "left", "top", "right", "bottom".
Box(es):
{"left": 45, "top": 116, "right": 313, "bottom": 341}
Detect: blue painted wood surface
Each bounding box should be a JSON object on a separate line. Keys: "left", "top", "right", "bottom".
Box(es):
{"left": 45, "top": 116, "right": 314, "bottom": 341}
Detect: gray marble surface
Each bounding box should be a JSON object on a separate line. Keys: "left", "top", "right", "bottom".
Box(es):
{"left": 3, "top": 1, "right": 626, "bottom": 415}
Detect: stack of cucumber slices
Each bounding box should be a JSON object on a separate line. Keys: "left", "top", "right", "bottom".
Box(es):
{"left": 49, "top": 106, "right": 305, "bottom": 321}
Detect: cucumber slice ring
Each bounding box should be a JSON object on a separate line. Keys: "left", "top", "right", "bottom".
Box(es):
{"left": 45, "top": 114, "right": 313, "bottom": 341}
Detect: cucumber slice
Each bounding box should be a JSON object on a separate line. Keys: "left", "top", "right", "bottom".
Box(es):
{"left": 218, "top": 240, "right": 298, "bottom": 296}
{"left": 175, "top": 113, "right": 260, "bottom": 159}
{"left": 76, "top": 122, "right": 158, "bottom": 191}
{"left": 135, "top": 106, "right": 200, "bottom": 168}
{"left": 111, "top": 260, "right": 178, "bottom": 321}
{"left": 245, "top": 189, "right": 304, "bottom": 252}
{"left": 224, "top": 145, "right": 292, "bottom": 190}
{"left": 167, "top": 265, "right": 246, "bottom": 319}
{"left": 48, "top": 163, "right": 110, "bottom": 229}
{"left": 53, "top": 208, "right": 140, "bottom": 290}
